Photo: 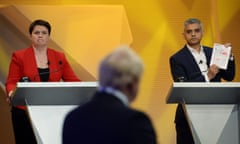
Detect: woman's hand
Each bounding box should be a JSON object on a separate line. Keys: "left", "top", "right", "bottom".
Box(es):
{"left": 6, "top": 90, "right": 13, "bottom": 104}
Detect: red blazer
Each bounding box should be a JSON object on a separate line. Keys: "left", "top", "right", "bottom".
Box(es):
{"left": 6, "top": 46, "right": 80, "bottom": 95}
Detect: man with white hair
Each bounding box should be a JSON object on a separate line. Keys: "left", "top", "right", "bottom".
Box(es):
{"left": 63, "top": 45, "right": 157, "bottom": 144}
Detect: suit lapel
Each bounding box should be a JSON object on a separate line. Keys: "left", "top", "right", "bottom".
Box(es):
{"left": 24, "top": 47, "right": 39, "bottom": 81}
{"left": 203, "top": 46, "right": 212, "bottom": 66}
{"left": 93, "top": 91, "right": 125, "bottom": 107}
{"left": 182, "top": 46, "right": 200, "bottom": 72}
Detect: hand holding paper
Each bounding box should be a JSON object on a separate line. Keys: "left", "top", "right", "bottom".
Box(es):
{"left": 210, "top": 43, "right": 231, "bottom": 69}
{"left": 207, "top": 64, "right": 220, "bottom": 80}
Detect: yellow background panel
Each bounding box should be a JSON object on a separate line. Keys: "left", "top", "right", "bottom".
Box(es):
{"left": 0, "top": 0, "right": 239, "bottom": 144}
{"left": 16, "top": 5, "right": 132, "bottom": 77}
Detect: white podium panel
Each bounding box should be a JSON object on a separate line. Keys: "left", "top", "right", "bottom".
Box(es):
{"left": 185, "top": 105, "right": 239, "bottom": 144}
{"left": 166, "top": 82, "right": 240, "bottom": 144}
{"left": 27, "top": 106, "right": 77, "bottom": 144}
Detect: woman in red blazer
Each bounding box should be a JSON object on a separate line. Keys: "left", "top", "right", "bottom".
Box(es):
{"left": 5, "top": 19, "right": 80, "bottom": 144}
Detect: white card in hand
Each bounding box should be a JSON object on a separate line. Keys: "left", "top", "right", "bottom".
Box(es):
{"left": 210, "top": 43, "right": 231, "bottom": 70}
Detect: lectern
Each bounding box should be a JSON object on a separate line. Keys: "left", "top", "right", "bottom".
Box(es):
{"left": 11, "top": 82, "right": 98, "bottom": 144}
{"left": 166, "top": 82, "right": 240, "bottom": 144}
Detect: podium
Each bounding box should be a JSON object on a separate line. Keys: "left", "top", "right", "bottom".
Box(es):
{"left": 11, "top": 82, "right": 98, "bottom": 144}
{"left": 166, "top": 82, "right": 240, "bottom": 144}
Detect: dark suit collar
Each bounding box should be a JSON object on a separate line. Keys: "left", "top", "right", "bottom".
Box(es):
{"left": 92, "top": 91, "right": 127, "bottom": 107}
{"left": 98, "top": 87, "right": 129, "bottom": 106}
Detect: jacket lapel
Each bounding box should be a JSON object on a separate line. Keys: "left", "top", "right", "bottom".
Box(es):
{"left": 182, "top": 46, "right": 200, "bottom": 72}
{"left": 203, "top": 46, "right": 212, "bottom": 66}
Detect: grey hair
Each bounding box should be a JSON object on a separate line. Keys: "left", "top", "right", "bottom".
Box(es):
{"left": 183, "top": 18, "right": 203, "bottom": 31}
{"left": 99, "top": 45, "right": 144, "bottom": 89}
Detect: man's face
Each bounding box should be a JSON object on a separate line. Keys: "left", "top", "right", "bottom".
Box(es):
{"left": 183, "top": 23, "right": 203, "bottom": 47}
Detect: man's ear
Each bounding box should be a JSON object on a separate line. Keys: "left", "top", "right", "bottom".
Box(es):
{"left": 126, "top": 82, "right": 133, "bottom": 91}
{"left": 125, "top": 82, "right": 135, "bottom": 102}
{"left": 182, "top": 32, "right": 185, "bottom": 39}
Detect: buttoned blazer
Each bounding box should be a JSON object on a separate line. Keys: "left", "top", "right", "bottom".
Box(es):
{"left": 6, "top": 46, "right": 80, "bottom": 94}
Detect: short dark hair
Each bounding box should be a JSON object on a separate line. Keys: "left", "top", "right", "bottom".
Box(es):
{"left": 183, "top": 18, "right": 203, "bottom": 31}
{"left": 29, "top": 19, "right": 51, "bottom": 35}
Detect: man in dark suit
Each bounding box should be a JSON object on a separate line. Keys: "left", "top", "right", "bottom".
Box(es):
{"left": 169, "top": 18, "right": 235, "bottom": 144}
{"left": 62, "top": 45, "right": 157, "bottom": 144}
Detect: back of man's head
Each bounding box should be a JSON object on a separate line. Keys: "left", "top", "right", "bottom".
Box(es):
{"left": 98, "top": 45, "right": 144, "bottom": 102}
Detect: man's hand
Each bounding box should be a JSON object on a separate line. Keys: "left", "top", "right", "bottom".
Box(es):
{"left": 207, "top": 64, "right": 219, "bottom": 80}
{"left": 224, "top": 43, "right": 232, "bottom": 48}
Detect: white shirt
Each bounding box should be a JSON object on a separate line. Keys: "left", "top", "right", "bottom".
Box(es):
{"left": 98, "top": 86, "right": 129, "bottom": 106}
{"left": 187, "top": 45, "right": 209, "bottom": 82}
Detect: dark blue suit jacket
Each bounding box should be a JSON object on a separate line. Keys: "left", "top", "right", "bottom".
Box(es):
{"left": 62, "top": 91, "right": 157, "bottom": 144}
{"left": 170, "top": 45, "right": 235, "bottom": 82}
{"left": 169, "top": 45, "right": 235, "bottom": 124}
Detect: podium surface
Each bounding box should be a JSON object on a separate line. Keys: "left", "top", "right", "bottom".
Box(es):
{"left": 166, "top": 82, "right": 240, "bottom": 104}
{"left": 11, "top": 82, "right": 97, "bottom": 106}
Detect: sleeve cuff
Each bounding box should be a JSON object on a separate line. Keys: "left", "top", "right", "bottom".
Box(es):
{"left": 229, "top": 54, "right": 234, "bottom": 61}
{"left": 203, "top": 73, "right": 210, "bottom": 82}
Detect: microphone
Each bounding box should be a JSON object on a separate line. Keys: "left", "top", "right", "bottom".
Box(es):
{"left": 33, "top": 60, "right": 62, "bottom": 81}
{"left": 20, "top": 76, "right": 31, "bottom": 82}
{"left": 173, "top": 59, "right": 207, "bottom": 82}
{"left": 175, "top": 76, "right": 185, "bottom": 82}
{"left": 175, "top": 70, "right": 208, "bottom": 82}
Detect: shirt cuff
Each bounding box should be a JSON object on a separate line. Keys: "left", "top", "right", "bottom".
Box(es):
{"left": 229, "top": 54, "right": 234, "bottom": 61}
{"left": 203, "top": 73, "right": 210, "bottom": 82}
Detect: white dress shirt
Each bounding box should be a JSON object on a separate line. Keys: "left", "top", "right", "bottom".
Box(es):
{"left": 187, "top": 45, "right": 209, "bottom": 82}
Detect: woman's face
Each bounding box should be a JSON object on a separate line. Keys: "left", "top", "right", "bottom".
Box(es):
{"left": 30, "top": 25, "right": 50, "bottom": 47}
